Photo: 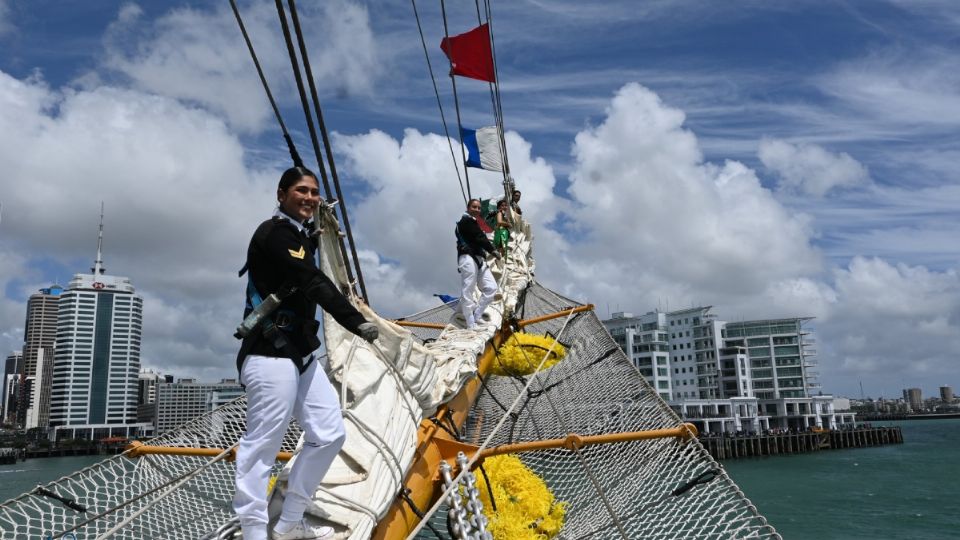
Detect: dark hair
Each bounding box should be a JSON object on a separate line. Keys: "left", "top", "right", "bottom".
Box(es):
{"left": 497, "top": 199, "right": 508, "bottom": 208}
{"left": 278, "top": 166, "right": 319, "bottom": 192}
{"left": 467, "top": 198, "right": 481, "bottom": 209}
{"left": 513, "top": 190, "right": 521, "bottom": 196}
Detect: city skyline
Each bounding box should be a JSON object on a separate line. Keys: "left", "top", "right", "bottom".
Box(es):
{"left": 1, "top": 1, "right": 958, "bottom": 397}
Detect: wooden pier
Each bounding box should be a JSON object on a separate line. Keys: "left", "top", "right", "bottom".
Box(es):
{"left": 699, "top": 426, "right": 903, "bottom": 460}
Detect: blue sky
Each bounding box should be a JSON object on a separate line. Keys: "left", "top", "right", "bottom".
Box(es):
{"left": 0, "top": 0, "right": 958, "bottom": 399}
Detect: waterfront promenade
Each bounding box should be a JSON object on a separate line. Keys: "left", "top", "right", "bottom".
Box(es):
{"left": 700, "top": 426, "right": 902, "bottom": 460}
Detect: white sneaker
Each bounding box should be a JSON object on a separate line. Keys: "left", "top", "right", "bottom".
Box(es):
{"left": 272, "top": 520, "right": 334, "bottom": 540}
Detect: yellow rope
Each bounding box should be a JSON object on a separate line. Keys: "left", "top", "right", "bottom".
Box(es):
{"left": 474, "top": 455, "right": 567, "bottom": 539}
{"left": 492, "top": 334, "right": 566, "bottom": 376}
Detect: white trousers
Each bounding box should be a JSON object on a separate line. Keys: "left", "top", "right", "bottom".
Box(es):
{"left": 233, "top": 355, "right": 346, "bottom": 540}
{"left": 458, "top": 255, "right": 497, "bottom": 327}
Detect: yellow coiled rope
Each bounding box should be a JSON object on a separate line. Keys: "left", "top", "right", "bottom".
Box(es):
{"left": 474, "top": 454, "right": 567, "bottom": 539}
{"left": 492, "top": 333, "right": 567, "bottom": 376}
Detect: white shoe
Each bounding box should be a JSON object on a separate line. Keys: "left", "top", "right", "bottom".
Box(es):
{"left": 272, "top": 520, "right": 334, "bottom": 540}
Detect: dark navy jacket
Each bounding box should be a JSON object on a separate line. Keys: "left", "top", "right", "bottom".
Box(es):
{"left": 236, "top": 216, "right": 367, "bottom": 373}
{"left": 456, "top": 213, "right": 496, "bottom": 265}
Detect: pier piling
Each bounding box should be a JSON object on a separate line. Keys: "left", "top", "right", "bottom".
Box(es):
{"left": 699, "top": 426, "right": 902, "bottom": 460}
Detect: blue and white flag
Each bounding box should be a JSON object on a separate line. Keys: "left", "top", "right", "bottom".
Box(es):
{"left": 461, "top": 126, "right": 504, "bottom": 172}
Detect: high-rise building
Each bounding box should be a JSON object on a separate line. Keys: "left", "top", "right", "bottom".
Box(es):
{"left": 155, "top": 378, "right": 244, "bottom": 434}
{"left": 137, "top": 369, "right": 166, "bottom": 425}
{"left": 18, "top": 285, "right": 62, "bottom": 428}
{"left": 48, "top": 211, "right": 152, "bottom": 441}
{"left": 940, "top": 385, "right": 954, "bottom": 403}
{"left": 903, "top": 388, "right": 923, "bottom": 412}
{"left": 2, "top": 351, "right": 22, "bottom": 424}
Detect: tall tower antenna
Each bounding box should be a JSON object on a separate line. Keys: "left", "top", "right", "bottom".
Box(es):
{"left": 91, "top": 202, "right": 105, "bottom": 275}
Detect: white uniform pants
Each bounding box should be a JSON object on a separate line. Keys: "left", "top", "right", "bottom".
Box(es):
{"left": 233, "top": 355, "right": 346, "bottom": 540}
{"left": 458, "top": 254, "right": 497, "bottom": 327}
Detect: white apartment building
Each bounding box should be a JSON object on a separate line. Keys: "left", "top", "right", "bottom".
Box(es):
{"left": 604, "top": 309, "right": 855, "bottom": 434}
{"left": 48, "top": 219, "right": 152, "bottom": 441}
{"left": 155, "top": 378, "right": 244, "bottom": 434}
{"left": 605, "top": 308, "right": 721, "bottom": 402}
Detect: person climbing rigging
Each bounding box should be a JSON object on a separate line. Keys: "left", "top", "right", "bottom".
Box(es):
{"left": 456, "top": 198, "right": 500, "bottom": 330}
{"left": 511, "top": 189, "right": 523, "bottom": 216}
{"left": 233, "top": 166, "right": 378, "bottom": 540}
{"left": 493, "top": 198, "right": 512, "bottom": 259}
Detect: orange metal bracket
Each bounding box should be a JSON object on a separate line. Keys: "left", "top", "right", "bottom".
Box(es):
{"left": 434, "top": 423, "right": 699, "bottom": 468}
{"left": 124, "top": 441, "right": 293, "bottom": 463}
{"left": 516, "top": 304, "right": 595, "bottom": 328}
{"left": 391, "top": 320, "right": 448, "bottom": 330}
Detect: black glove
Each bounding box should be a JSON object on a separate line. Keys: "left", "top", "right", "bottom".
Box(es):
{"left": 358, "top": 322, "right": 379, "bottom": 343}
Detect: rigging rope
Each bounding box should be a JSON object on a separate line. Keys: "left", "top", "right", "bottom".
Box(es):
{"left": 473, "top": 0, "right": 511, "bottom": 197}
{"left": 483, "top": 0, "right": 511, "bottom": 177}
{"left": 228, "top": 0, "right": 303, "bottom": 167}
{"left": 439, "top": 0, "right": 473, "bottom": 201}
{"left": 286, "top": 0, "right": 369, "bottom": 302}
{"left": 271, "top": 0, "right": 363, "bottom": 300}
{"left": 411, "top": 0, "right": 468, "bottom": 206}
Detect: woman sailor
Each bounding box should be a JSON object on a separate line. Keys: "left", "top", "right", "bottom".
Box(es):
{"left": 456, "top": 198, "right": 500, "bottom": 330}
{"left": 233, "top": 166, "right": 378, "bottom": 540}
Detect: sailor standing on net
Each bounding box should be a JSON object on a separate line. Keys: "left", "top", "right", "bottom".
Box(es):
{"left": 456, "top": 198, "right": 501, "bottom": 330}
{"left": 233, "top": 166, "right": 378, "bottom": 540}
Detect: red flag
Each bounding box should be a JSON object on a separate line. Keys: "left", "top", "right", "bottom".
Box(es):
{"left": 440, "top": 24, "right": 495, "bottom": 82}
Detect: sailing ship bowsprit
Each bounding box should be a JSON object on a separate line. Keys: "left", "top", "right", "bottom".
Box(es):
{"left": 0, "top": 1, "right": 780, "bottom": 539}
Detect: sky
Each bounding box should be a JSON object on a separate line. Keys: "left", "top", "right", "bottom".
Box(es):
{"left": 0, "top": 0, "right": 958, "bottom": 399}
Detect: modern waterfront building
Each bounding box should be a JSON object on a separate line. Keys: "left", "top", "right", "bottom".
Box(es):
{"left": 18, "top": 284, "right": 63, "bottom": 428}
{"left": 137, "top": 369, "right": 168, "bottom": 425}
{"left": 48, "top": 213, "right": 152, "bottom": 441}
{"left": 604, "top": 307, "right": 722, "bottom": 402}
{"left": 940, "top": 385, "right": 954, "bottom": 403}
{"left": 903, "top": 388, "right": 923, "bottom": 412}
{"left": 722, "top": 318, "right": 820, "bottom": 400}
{"left": 603, "top": 309, "right": 854, "bottom": 434}
{"left": 154, "top": 378, "right": 244, "bottom": 434}
{"left": 2, "top": 351, "right": 22, "bottom": 424}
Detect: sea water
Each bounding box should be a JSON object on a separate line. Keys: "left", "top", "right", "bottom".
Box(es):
{"left": 723, "top": 418, "right": 959, "bottom": 540}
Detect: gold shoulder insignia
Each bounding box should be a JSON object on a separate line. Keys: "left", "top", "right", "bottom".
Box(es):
{"left": 288, "top": 246, "right": 306, "bottom": 260}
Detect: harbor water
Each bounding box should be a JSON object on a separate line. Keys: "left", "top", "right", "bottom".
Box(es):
{"left": 724, "top": 418, "right": 959, "bottom": 539}
{"left": 0, "top": 419, "right": 955, "bottom": 538}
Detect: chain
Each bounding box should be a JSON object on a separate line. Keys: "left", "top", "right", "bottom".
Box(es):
{"left": 439, "top": 452, "right": 493, "bottom": 540}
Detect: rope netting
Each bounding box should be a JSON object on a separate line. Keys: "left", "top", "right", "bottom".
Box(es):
{"left": 434, "top": 282, "right": 781, "bottom": 539}
{"left": 0, "top": 398, "right": 303, "bottom": 539}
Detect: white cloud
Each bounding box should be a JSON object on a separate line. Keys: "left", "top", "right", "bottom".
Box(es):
{"left": 817, "top": 48, "right": 960, "bottom": 129}
{"left": 100, "top": 0, "right": 380, "bottom": 133}
{"left": 758, "top": 138, "right": 870, "bottom": 197}
{"left": 886, "top": 0, "right": 960, "bottom": 27}
{"left": 0, "top": 0, "right": 12, "bottom": 37}
{"left": 816, "top": 257, "right": 960, "bottom": 396}
{"left": 0, "top": 68, "right": 276, "bottom": 377}
{"left": 563, "top": 84, "right": 821, "bottom": 298}
{"left": 0, "top": 251, "right": 36, "bottom": 355}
